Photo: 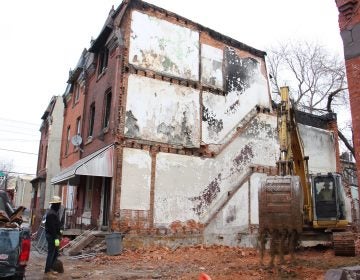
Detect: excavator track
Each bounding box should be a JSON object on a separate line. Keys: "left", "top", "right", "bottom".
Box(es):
{"left": 333, "top": 232, "right": 356, "bottom": 256}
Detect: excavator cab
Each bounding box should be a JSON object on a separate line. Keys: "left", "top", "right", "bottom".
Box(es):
{"left": 312, "top": 173, "right": 348, "bottom": 228}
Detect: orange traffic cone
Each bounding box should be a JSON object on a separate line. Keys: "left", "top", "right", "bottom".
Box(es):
{"left": 199, "top": 272, "right": 212, "bottom": 280}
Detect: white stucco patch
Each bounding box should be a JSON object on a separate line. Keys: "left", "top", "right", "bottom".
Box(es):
{"left": 298, "top": 124, "right": 337, "bottom": 173}
{"left": 201, "top": 44, "right": 223, "bottom": 89}
{"left": 120, "top": 148, "right": 151, "bottom": 210}
{"left": 125, "top": 74, "right": 200, "bottom": 147}
{"left": 249, "top": 173, "right": 268, "bottom": 225}
{"left": 129, "top": 11, "right": 199, "bottom": 81}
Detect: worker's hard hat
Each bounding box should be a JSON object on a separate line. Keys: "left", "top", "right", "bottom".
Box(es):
{"left": 49, "top": 196, "right": 62, "bottom": 204}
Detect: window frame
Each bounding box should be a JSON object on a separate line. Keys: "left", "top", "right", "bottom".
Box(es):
{"left": 65, "top": 126, "right": 71, "bottom": 155}
{"left": 88, "top": 103, "right": 95, "bottom": 138}
{"left": 102, "top": 91, "right": 112, "bottom": 129}
{"left": 76, "top": 117, "right": 81, "bottom": 136}
{"left": 97, "top": 46, "right": 109, "bottom": 76}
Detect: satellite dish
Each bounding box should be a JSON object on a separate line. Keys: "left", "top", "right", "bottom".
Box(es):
{"left": 71, "top": 135, "right": 83, "bottom": 147}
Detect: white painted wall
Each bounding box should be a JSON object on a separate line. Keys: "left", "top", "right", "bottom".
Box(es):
{"left": 125, "top": 74, "right": 200, "bottom": 147}
{"left": 202, "top": 61, "right": 270, "bottom": 144}
{"left": 154, "top": 114, "right": 278, "bottom": 228}
{"left": 129, "top": 11, "right": 199, "bottom": 81}
{"left": 298, "top": 124, "right": 337, "bottom": 173}
{"left": 45, "top": 96, "right": 64, "bottom": 207}
{"left": 120, "top": 148, "right": 152, "bottom": 210}
{"left": 201, "top": 44, "right": 223, "bottom": 89}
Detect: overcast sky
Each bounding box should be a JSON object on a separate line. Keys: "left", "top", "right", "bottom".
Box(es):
{"left": 0, "top": 0, "right": 346, "bottom": 176}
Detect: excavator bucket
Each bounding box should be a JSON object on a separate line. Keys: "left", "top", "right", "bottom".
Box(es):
{"left": 259, "top": 176, "right": 303, "bottom": 233}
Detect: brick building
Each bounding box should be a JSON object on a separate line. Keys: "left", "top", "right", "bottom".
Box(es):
{"left": 49, "top": 0, "right": 346, "bottom": 247}
{"left": 31, "top": 96, "right": 64, "bottom": 230}
{"left": 335, "top": 0, "right": 360, "bottom": 188}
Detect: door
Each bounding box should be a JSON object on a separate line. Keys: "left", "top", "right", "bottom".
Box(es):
{"left": 102, "top": 177, "right": 111, "bottom": 227}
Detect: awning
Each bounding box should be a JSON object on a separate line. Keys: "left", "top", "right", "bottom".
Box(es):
{"left": 51, "top": 144, "right": 114, "bottom": 185}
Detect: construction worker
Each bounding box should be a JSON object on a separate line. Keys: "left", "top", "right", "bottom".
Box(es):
{"left": 318, "top": 183, "right": 333, "bottom": 201}
{"left": 44, "top": 196, "right": 62, "bottom": 279}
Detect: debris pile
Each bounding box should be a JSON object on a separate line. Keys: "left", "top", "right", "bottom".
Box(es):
{"left": 0, "top": 206, "right": 25, "bottom": 228}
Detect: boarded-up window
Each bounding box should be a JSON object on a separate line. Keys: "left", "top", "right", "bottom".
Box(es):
{"left": 98, "top": 47, "right": 109, "bottom": 75}
{"left": 88, "top": 103, "right": 95, "bottom": 137}
{"left": 65, "top": 126, "right": 70, "bottom": 155}
{"left": 103, "top": 91, "right": 112, "bottom": 129}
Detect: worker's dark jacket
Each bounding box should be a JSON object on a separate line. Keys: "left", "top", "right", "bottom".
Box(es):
{"left": 45, "top": 209, "right": 61, "bottom": 239}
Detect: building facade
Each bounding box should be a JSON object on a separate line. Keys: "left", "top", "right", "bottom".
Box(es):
{"left": 31, "top": 96, "right": 64, "bottom": 230}
{"left": 50, "top": 0, "right": 347, "bottom": 247}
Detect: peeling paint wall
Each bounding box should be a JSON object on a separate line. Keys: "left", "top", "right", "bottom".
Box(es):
{"left": 125, "top": 74, "right": 200, "bottom": 147}
{"left": 154, "top": 114, "right": 277, "bottom": 229}
{"left": 202, "top": 51, "right": 270, "bottom": 144}
{"left": 120, "top": 148, "right": 152, "bottom": 210}
{"left": 129, "top": 11, "right": 199, "bottom": 81}
{"left": 249, "top": 173, "right": 268, "bottom": 225}
{"left": 298, "top": 124, "right": 337, "bottom": 173}
{"left": 201, "top": 44, "right": 223, "bottom": 89}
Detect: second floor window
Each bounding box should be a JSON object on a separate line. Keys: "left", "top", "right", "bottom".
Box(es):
{"left": 88, "top": 103, "right": 95, "bottom": 137}
{"left": 65, "top": 126, "right": 70, "bottom": 155}
{"left": 98, "top": 47, "right": 109, "bottom": 76}
{"left": 76, "top": 117, "right": 81, "bottom": 135}
{"left": 74, "top": 84, "right": 80, "bottom": 104}
{"left": 103, "top": 91, "right": 112, "bottom": 129}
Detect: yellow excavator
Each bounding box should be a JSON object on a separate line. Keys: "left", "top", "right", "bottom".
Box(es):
{"left": 258, "top": 86, "right": 355, "bottom": 262}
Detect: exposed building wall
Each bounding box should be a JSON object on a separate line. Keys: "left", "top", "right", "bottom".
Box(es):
{"left": 14, "top": 176, "right": 33, "bottom": 209}
{"left": 298, "top": 124, "right": 337, "bottom": 173}
{"left": 125, "top": 74, "right": 200, "bottom": 147}
{"left": 120, "top": 148, "right": 152, "bottom": 211}
{"left": 118, "top": 113, "right": 278, "bottom": 244}
{"left": 129, "top": 10, "right": 199, "bottom": 81}
{"left": 44, "top": 97, "right": 64, "bottom": 206}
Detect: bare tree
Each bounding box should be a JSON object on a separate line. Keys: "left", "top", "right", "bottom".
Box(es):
{"left": 0, "top": 159, "right": 13, "bottom": 189}
{"left": 266, "top": 41, "right": 354, "bottom": 158}
{"left": 0, "top": 159, "right": 13, "bottom": 174}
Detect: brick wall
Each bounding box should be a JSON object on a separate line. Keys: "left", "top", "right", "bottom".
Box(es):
{"left": 336, "top": 0, "right": 360, "bottom": 188}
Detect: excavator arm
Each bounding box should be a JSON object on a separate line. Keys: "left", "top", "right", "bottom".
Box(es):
{"left": 277, "top": 87, "right": 312, "bottom": 223}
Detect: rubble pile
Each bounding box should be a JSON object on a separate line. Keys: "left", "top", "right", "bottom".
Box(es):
{"left": 0, "top": 206, "right": 25, "bottom": 228}
{"left": 90, "top": 245, "right": 357, "bottom": 279}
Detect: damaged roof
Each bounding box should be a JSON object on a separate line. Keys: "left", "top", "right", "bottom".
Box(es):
{"left": 295, "top": 110, "right": 337, "bottom": 130}
{"left": 89, "top": 0, "right": 266, "bottom": 58}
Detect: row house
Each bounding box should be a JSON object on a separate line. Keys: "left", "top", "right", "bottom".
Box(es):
{"left": 49, "top": 0, "right": 348, "bottom": 247}
{"left": 31, "top": 96, "right": 64, "bottom": 230}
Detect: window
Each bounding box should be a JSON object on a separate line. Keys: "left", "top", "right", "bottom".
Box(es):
{"left": 73, "top": 84, "right": 80, "bottom": 104}
{"left": 65, "top": 126, "right": 70, "bottom": 155}
{"left": 88, "top": 103, "right": 95, "bottom": 137}
{"left": 98, "top": 47, "right": 109, "bottom": 75}
{"left": 76, "top": 117, "right": 81, "bottom": 135}
{"left": 103, "top": 91, "right": 112, "bottom": 129}
{"left": 43, "top": 145, "right": 48, "bottom": 168}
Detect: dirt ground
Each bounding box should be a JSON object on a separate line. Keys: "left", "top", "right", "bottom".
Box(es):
{"left": 25, "top": 244, "right": 360, "bottom": 280}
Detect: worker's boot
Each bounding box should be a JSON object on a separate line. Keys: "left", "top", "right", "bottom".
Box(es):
{"left": 43, "top": 271, "right": 57, "bottom": 279}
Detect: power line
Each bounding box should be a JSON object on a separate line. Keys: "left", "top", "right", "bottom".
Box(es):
{"left": 0, "top": 129, "right": 39, "bottom": 136}
{"left": 0, "top": 117, "right": 39, "bottom": 126}
{"left": 0, "top": 170, "right": 36, "bottom": 176}
{"left": 0, "top": 148, "right": 37, "bottom": 155}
